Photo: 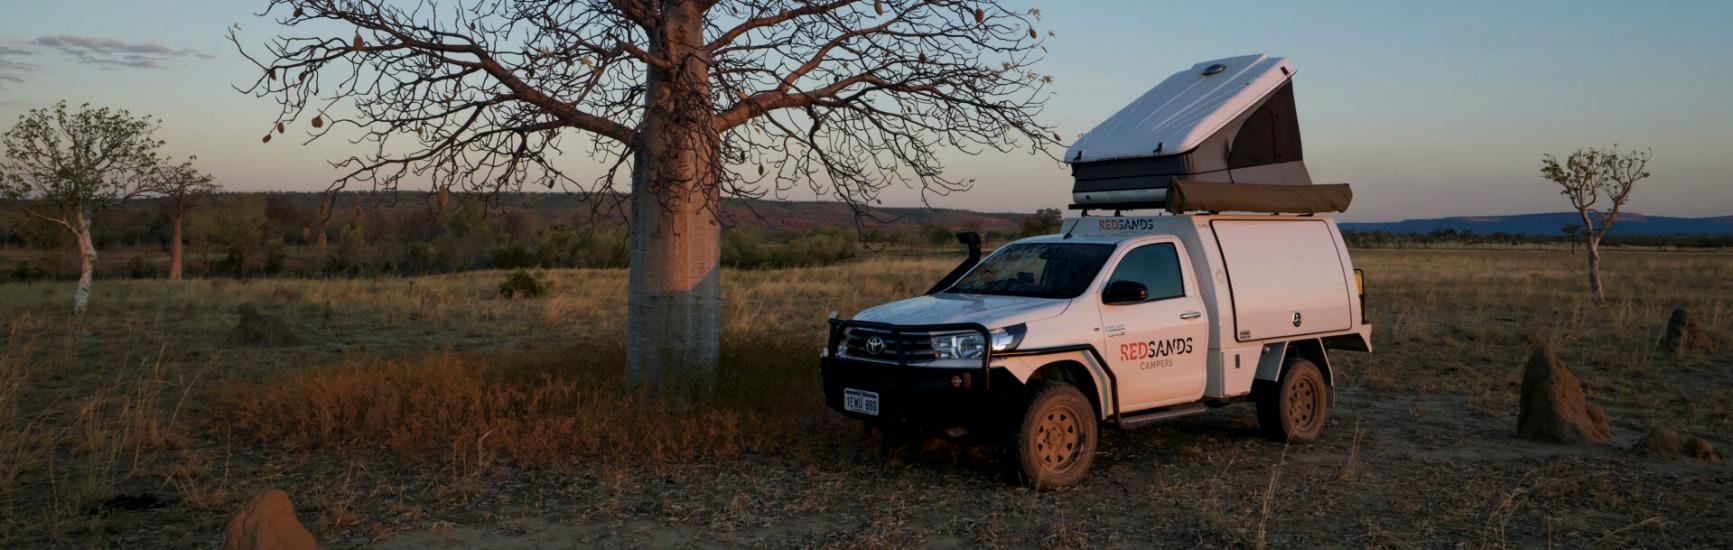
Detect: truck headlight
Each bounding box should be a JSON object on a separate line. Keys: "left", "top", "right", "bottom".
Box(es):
{"left": 992, "top": 324, "right": 1027, "bottom": 352}
{"left": 932, "top": 333, "right": 985, "bottom": 359}
{"left": 933, "top": 325, "right": 1025, "bottom": 359}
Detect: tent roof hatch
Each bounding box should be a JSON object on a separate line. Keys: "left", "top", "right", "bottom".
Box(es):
{"left": 1065, "top": 54, "right": 1295, "bottom": 164}
{"left": 1063, "top": 54, "right": 1348, "bottom": 214}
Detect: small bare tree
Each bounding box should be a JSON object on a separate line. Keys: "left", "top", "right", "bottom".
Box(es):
{"left": 1540, "top": 146, "right": 1651, "bottom": 303}
{"left": 234, "top": 0, "right": 1060, "bottom": 391}
{"left": 153, "top": 158, "right": 220, "bottom": 280}
{"left": 1, "top": 102, "right": 165, "bottom": 313}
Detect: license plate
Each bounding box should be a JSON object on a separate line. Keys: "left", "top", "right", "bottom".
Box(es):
{"left": 843, "top": 388, "right": 880, "bottom": 416}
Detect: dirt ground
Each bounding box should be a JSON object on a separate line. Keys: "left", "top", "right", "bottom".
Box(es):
{"left": 1, "top": 248, "right": 1729, "bottom": 548}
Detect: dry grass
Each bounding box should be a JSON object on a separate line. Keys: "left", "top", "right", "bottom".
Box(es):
{"left": 221, "top": 339, "right": 821, "bottom": 471}
{"left": 0, "top": 247, "right": 1727, "bottom": 547}
{"left": 1339, "top": 248, "right": 1731, "bottom": 422}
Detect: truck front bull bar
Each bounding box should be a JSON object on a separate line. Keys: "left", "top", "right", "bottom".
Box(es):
{"left": 825, "top": 319, "right": 994, "bottom": 392}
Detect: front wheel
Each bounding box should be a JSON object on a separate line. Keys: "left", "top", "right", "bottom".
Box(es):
{"left": 1257, "top": 357, "right": 1328, "bottom": 443}
{"left": 1009, "top": 382, "right": 1098, "bottom": 490}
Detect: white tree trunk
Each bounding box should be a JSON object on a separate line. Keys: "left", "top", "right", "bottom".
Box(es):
{"left": 73, "top": 205, "right": 97, "bottom": 314}
{"left": 625, "top": 4, "right": 721, "bottom": 395}
{"left": 1585, "top": 236, "right": 1605, "bottom": 303}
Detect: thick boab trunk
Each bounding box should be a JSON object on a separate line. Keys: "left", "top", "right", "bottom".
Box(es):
{"left": 625, "top": 4, "right": 721, "bottom": 395}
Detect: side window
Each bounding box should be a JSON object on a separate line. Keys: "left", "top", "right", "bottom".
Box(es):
{"left": 1106, "top": 243, "right": 1185, "bottom": 301}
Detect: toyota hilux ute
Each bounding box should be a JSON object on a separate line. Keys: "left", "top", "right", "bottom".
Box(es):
{"left": 819, "top": 54, "right": 1372, "bottom": 488}
{"left": 821, "top": 215, "right": 1371, "bottom": 488}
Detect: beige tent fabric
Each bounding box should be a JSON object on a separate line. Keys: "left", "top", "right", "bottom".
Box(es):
{"left": 1165, "top": 180, "right": 1353, "bottom": 214}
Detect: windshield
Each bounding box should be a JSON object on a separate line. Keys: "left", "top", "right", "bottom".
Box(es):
{"left": 946, "top": 243, "right": 1115, "bottom": 299}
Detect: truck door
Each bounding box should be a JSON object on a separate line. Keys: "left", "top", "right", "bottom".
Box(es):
{"left": 1097, "top": 240, "right": 1209, "bottom": 411}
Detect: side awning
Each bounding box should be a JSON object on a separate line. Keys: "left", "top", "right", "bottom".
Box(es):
{"left": 1164, "top": 180, "right": 1352, "bottom": 214}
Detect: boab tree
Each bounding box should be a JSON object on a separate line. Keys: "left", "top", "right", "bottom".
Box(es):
{"left": 1, "top": 102, "right": 166, "bottom": 313}
{"left": 235, "top": 0, "right": 1060, "bottom": 391}
{"left": 1540, "top": 146, "right": 1652, "bottom": 303}
{"left": 154, "top": 158, "right": 221, "bottom": 280}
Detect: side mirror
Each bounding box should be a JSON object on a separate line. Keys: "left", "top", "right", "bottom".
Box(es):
{"left": 1102, "top": 280, "right": 1148, "bottom": 305}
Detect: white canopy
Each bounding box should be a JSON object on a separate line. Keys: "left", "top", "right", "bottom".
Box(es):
{"left": 1065, "top": 54, "right": 1295, "bottom": 164}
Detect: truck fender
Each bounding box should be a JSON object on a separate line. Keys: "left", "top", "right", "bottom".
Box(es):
{"left": 1253, "top": 339, "right": 1334, "bottom": 395}
{"left": 997, "top": 347, "right": 1117, "bottom": 421}
{"left": 1026, "top": 360, "right": 1107, "bottom": 421}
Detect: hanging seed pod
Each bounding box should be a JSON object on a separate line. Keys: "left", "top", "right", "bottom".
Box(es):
{"left": 262, "top": 133, "right": 272, "bottom": 143}
{"left": 1029, "top": 28, "right": 1037, "bottom": 39}
{"left": 974, "top": 8, "right": 984, "bottom": 25}
{"left": 298, "top": 72, "right": 307, "bottom": 82}
{"left": 352, "top": 32, "right": 364, "bottom": 50}
{"left": 311, "top": 114, "right": 324, "bottom": 128}
{"left": 437, "top": 185, "right": 450, "bottom": 211}
{"left": 757, "top": 164, "right": 765, "bottom": 176}
{"left": 1054, "top": 132, "right": 1063, "bottom": 141}
{"left": 581, "top": 56, "right": 593, "bottom": 67}
{"left": 874, "top": 0, "right": 884, "bottom": 15}
{"left": 293, "top": 5, "right": 304, "bottom": 17}
{"left": 267, "top": 68, "right": 276, "bottom": 81}
{"left": 276, "top": 122, "right": 285, "bottom": 134}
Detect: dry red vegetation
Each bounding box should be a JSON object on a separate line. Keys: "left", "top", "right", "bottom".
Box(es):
{"left": 223, "top": 341, "right": 818, "bottom": 469}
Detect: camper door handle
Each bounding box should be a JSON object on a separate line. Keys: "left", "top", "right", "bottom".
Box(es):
{"left": 1180, "top": 311, "right": 1202, "bottom": 320}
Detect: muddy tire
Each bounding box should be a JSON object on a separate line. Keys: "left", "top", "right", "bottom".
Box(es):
{"left": 1009, "top": 382, "right": 1097, "bottom": 490}
{"left": 1257, "top": 357, "right": 1328, "bottom": 443}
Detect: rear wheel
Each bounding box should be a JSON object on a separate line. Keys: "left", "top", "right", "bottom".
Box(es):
{"left": 1010, "top": 382, "right": 1097, "bottom": 490}
{"left": 1257, "top": 356, "right": 1328, "bottom": 443}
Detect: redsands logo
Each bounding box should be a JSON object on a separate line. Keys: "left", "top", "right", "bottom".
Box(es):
{"left": 1120, "top": 337, "right": 1193, "bottom": 361}
{"left": 1097, "top": 218, "right": 1155, "bottom": 232}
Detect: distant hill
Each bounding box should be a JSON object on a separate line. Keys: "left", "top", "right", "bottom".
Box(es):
{"left": 107, "top": 191, "right": 1030, "bottom": 234}
{"left": 1341, "top": 212, "right": 1733, "bottom": 236}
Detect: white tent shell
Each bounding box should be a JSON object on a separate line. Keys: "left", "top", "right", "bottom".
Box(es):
{"left": 1065, "top": 54, "right": 1313, "bottom": 209}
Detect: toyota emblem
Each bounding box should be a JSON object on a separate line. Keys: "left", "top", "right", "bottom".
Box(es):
{"left": 865, "top": 336, "right": 886, "bottom": 354}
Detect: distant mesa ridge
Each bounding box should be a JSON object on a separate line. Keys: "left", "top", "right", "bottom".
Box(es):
{"left": 1341, "top": 212, "right": 1733, "bottom": 236}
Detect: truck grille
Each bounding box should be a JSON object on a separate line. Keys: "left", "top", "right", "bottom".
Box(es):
{"left": 842, "top": 326, "right": 935, "bottom": 361}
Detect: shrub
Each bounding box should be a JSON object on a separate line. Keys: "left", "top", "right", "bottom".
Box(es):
{"left": 125, "top": 256, "right": 153, "bottom": 279}
{"left": 496, "top": 270, "right": 544, "bottom": 299}
{"left": 215, "top": 242, "right": 247, "bottom": 277}
{"left": 570, "top": 225, "right": 628, "bottom": 268}
{"left": 263, "top": 242, "right": 288, "bottom": 275}
{"left": 8, "top": 261, "right": 44, "bottom": 282}
{"left": 493, "top": 243, "right": 534, "bottom": 270}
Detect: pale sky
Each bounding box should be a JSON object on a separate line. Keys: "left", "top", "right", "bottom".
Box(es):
{"left": 1, "top": 0, "right": 1729, "bottom": 222}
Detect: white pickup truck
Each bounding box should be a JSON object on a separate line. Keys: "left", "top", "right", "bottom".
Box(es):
{"left": 820, "top": 214, "right": 1372, "bottom": 488}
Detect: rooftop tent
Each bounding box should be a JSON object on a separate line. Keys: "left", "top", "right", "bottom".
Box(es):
{"left": 1065, "top": 54, "right": 1334, "bottom": 212}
